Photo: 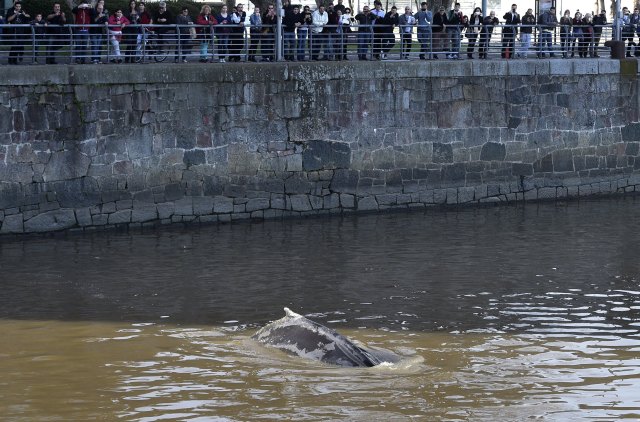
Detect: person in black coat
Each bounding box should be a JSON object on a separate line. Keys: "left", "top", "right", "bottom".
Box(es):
{"left": 432, "top": 6, "right": 448, "bottom": 59}
{"left": 502, "top": 3, "right": 520, "bottom": 58}
{"left": 479, "top": 10, "right": 499, "bottom": 58}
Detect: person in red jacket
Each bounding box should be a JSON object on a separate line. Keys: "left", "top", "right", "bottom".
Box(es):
{"left": 195, "top": 5, "right": 217, "bottom": 62}
{"left": 67, "top": 0, "right": 92, "bottom": 63}
{"left": 108, "top": 8, "right": 129, "bottom": 63}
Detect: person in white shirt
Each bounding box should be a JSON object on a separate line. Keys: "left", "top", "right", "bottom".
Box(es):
{"left": 311, "top": 5, "right": 328, "bottom": 60}
{"left": 398, "top": 7, "right": 416, "bottom": 59}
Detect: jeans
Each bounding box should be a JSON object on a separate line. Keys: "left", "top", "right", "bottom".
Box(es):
{"left": 217, "top": 33, "right": 230, "bottom": 59}
{"left": 446, "top": 27, "right": 461, "bottom": 55}
{"left": 417, "top": 29, "right": 431, "bottom": 58}
{"left": 297, "top": 29, "right": 307, "bottom": 60}
{"left": 284, "top": 31, "right": 296, "bottom": 59}
{"left": 90, "top": 34, "right": 103, "bottom": 61}
{"left": 74, "top": 29, "right": 89, "bottom": 61}
{"left": 538, "top": 30, "right": 553, "bottom": 55}
{"left": 357, "top": 31, "right": 372, "bottom": 58}
{"left": 519, "top": 32, "right": 531, "bottom": 57}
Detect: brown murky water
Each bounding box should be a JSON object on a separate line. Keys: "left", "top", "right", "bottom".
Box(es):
{"left": 1, "top": 198, "right": 640, "bottom": 420}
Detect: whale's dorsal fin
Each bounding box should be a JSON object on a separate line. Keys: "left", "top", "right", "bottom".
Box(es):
{"left": 284, "top": 307, "right": 302, "bottom": 318}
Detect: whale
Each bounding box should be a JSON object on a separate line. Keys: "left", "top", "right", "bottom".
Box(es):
{"left": 252, "top": 308, "right": 400, "bottom": 367}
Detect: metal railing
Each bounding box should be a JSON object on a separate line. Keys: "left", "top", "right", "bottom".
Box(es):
{"left": 0, "top": 23, "right": 625, "bottom": 64}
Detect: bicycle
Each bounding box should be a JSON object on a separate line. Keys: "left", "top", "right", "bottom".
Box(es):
{"left": 135, "top": 29, "right": 168, "bottom": 63}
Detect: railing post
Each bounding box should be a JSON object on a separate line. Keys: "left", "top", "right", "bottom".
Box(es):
{"left": 275, "top": 0, "right": 283, "bottom": 61}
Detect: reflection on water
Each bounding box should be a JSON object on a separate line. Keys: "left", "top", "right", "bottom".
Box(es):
{"left": 1, "top": 197, "right": 640, "bottom": 420}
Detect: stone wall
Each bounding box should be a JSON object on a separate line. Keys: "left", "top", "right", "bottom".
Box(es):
{"left": 1, "top": 60, "right": 640, "bottom": 234}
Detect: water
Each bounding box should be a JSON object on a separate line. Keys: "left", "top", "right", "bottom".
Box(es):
{"left": 1, "top": 198, "right": 640, "bottom": 420}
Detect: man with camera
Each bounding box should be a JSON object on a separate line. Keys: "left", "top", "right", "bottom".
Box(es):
{"left": 68, "top": 0, "right": 92, "bottom": 63}
{"left": 46, "top": 3, "right": 67, "bottom": 64}
{"left": 6, "top": 1, "right": 31, "bottom": 64}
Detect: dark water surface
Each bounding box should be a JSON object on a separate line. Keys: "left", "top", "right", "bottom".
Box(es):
{"left": 1, "top": 198, "right": 640, "bottom": 420}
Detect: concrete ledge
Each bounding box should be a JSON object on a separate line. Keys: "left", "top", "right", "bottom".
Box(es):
{"left": 0, "top": 58, "right": 630, "bottom": 87}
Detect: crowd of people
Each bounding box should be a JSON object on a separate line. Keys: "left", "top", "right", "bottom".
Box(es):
{"left": 0, "top": 0, "right": 632, "bottom": 64}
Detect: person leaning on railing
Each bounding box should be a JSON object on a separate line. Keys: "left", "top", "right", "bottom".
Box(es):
{"left": 465, "top": 7, "right": 482, "bottom": 59}
{"left": 583, "top": 13, "right": 595, "bottom": 58}
{"left": 282, "top": 5, "right": 302, "bottom": 61}
{"left": 196, "top": 5, "right": 216, "bottom": 63}
{"left": 68, "top": 0, "right": 92, "bottom": 64}
{"left": 31, "top": 13, "right": 47, "bottom": 64}
{"left": 537, "top": 6, "right": 557, "bottom": 58}
{"left": 310, "top": 5, "right": 328, "bottom": 60}
{"left": 415, "top": 2, "right": 433, "bottom": 60}
{"left": 517, "top": 8, "right": 534, "bottom": 59}
{"left": 334, "top": 9, "right": 349, "bottom": 61}
{"left": 559, "top": 9, "right": 571, "bottom": 58}
{"left": 6, "top": 1, "right": 31, "bottom": 65}
{"left": 89, "top": 2, "right": 107, "bottom": 63}
{"left": 123, "top": 0, "right": 139, "bottom": 63}
{"left": 446, "top": 3, "right": 464, "bottom": 59}
{"left": 153, "top": 1, "right": 173, "bottom": 56}
{"left": 398, "top": 7, "right": 415, "bottom": 60}
{"left": 570, "top": 11, "right": 583, "bottom": 58}
{"left": 297, "top": 5, "right": 312, "bottom": 61}
{"left": 108, "top": 8, "right": 129, "bottom": 63}
{"left": 592, "top": 9, "right": 606, "bottom": 57}
{"left": 502, "top": 3, "right": 520, "bottom": 58}
{"left": 630, "top": 8, "right": 640, "bottom": 57}
{"left": 229, "top": 4, "right": 245, "bottom": 62}
{"left": 380, "top": 6, "right": 398, "bottom": 60}
{"left": 174, "top": 6, "right": 193, "bottom": 63}
{"left": 46, "top": 2, "right": 67, "bottom": 64}
{"left": 479, "top": 10, "right": 498, "bottom": 59}
{"left": 354, "top": 5, "right": 375, "bottom": 61}
{"left": 370, "top": 1, "right": 385, "bottom": 60}
{"left": 431, "top": 6, "right": 447, "bottom": 59}
{"left": 262, "top": 4, "right": 277, "bottom": 62}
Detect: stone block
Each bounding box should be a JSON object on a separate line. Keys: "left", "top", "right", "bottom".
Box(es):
{"left": 289, "top": 194, "right": 312, "bottom": 211}
{"left": 42, "top": 150, "right": 91, "bottom": 182}
{"left": 472, "top": 61, "right": 508, "bottom": 77}
{"left": 357, "top": 196, "right": 378, "bottom": 211}
{"left": 376, "top": 194, "right": 397, "bottom": 205}
{"left": 480, "top": 142, "right": 506, "bottom": 161}
{"left": 131, "top": 205, "right": 158, "bottom": 223}
{"left": 157, "top": 203, "right": 175, "bottom": 219}
{"left": 184, "top": 150, "right": 206, "bottom": 167}
{"left": 331, "top": 169, "right": 359, "bottom": 194}
{"left": 21, "top": 209, "right": 76, "bottom": 233}
{"left": 552, "top": 149, "right": 574, "bottom": 172}
{"left": 324, "top": 193, "right": 340, "bottom": 209}
{"left": 213, "top": 196, "right": 233, "bottom": 214}
{"left": 433, "top": 189, "right": 446, "bottom": 204}
{"left": 309, "top": 195, "right": 323, "bottom": 210}
{"left": 339, "top": 193, "right": 355, "bottom": 208}
{"left": 0, "top": 213, "right": 23, "bottom": 234}
{"left": 598, "top": 59, "right": 620, "bottom": 74}
{"left": 573, "top": 59, "right": 599, "bottom": 75}
{"left": 192, "top": 196, "right": 214, "bottom": 215}
{"left": 549, "top": 60, "right": 573, "bottom": 76}
{"left": 92, "top": 214, "right": 109, "bottom": 225}
{"left": 302, "top": 140, "right": 351, "bottom": 171}
{"left": 174, "top": 197, "right": 193, "bottom": 215}
{"left": 457, "top": 187, "right": 475, "bottom": 203}
{"left": 108, "top": 210, "right": 131, "bottom": 224}
{"left": 507, "top": 60, "right": 536, "bottom": 76}
{"left": 76, "top": 207, "right": 92, "bottom": 226}
{"left": 246, "top": 197, "right": 270, "bottom": 212}
{"left": 537, "top": 187, "right": 556, "bottom": 199}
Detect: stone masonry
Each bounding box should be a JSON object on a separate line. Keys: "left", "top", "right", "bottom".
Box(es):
{"left": 1, "top": 59, "right": 640, "bottom": 234}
